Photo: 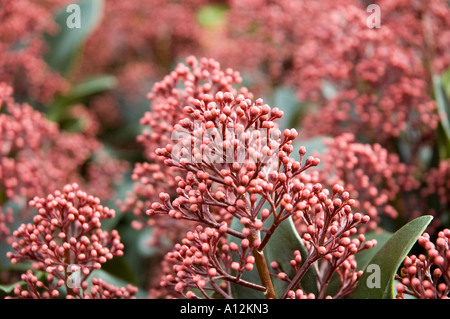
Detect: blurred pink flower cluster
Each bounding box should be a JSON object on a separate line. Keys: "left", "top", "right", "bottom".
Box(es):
{"left": 212, "top": 0, "right": 449, "bottom": 150}
{"left": 207, "top": 0, "right": 450, "bottom": 231}
{"left": 0, "top": 0, "right": 70, "bottom": 103}
{"left": 0, "top": 83, "right": 127, "bottom": 244}
{"left": 6, "top": 183, "right": 137, "bottom": 299}
{"left": 317, "top": 133, "right": 419, "bottom": 230}
{"left": 76, "top": 0, "right": 210, "bottom": 129}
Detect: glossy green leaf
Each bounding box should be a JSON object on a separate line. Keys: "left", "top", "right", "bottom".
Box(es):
{"left": 265, "top": 216, "right": 318, "bottom": 297}
{"left": 442, "top": 68, "right": 450, "bottom": 98}
{"left": 351, "top": 215, "right": 433, "bottom": 299}
{"left": 45, "top": 0, "right": 104, "bottom": 76}
{"left": 354, "top": 231, "right": 393, "bottom": 271}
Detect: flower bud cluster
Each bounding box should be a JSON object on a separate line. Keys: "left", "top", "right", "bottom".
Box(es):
{"left": 0, "top": 84, "right": 128, "bottom": 244}
{"left": 396, "top": 229, "right": 450, "bottom": 299}
{"left": 143, "top": 60, "right": 374, "bottom": 298}
{"left": 159, "top": 224, "right": 262, "bottom": 298}
{"left": 319, "top": 133, "right": 419, "bottom": 230}
{"left": 6, "top": 184, "right": 136, "bottom": 298}
{"left": 284, "top": 181, "right": 375, "bottom": 298}
{"left": 147, "top": 90, "right": 321, "bottom": 238}
{"left": 122, "top": 57, "right": 249, "bottom": 245}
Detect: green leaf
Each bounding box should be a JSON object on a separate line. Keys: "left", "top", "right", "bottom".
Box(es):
{"left": 100, "top": 256, "right": 138, "bottom": 286}
{"left": 136, "top": 227, "right": 160, "bottom": 257}
{"left": 64, "top": 75, "right": 117, "bottom": 102}
{"left": 113, "top": 215, "right": 154, "bottom": 286}
{"left": 100, "top": 174, "right": 135, "bottom": 231}
{"left": 354, "top": 231, "right": 393, "bottom": 271}
{"left": 442, "top": 68, "right": 450, "bottom": 98}
{"left": 265, "top": 217, "right": 318, "bottom": 297}
{"left": 0, "top": 282, "right": 19, "bottom": 298}
{"left": 47, "top": 75, "right": 117, "bottom": 122}
{"left": 228, "top": 217, "right": 265, "bottom": 299}
{"left": 432, "top": 75, "right": 450, "bottom": 159}
{"left": 45, "top": 0, "right": 104, "bottom": 76}
{"left": 351, "top": 215, "right": 433, "bottom": 299}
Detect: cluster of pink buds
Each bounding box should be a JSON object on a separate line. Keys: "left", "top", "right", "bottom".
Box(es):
{"left": 421, "top": 159, "right": 450, "bottom": 226}
{"left": 287, "top": 182, "right": 376, "bottom": 298}
{"left": 122, "top": 56, "right": 251, "bottom": 245}
{"left": 147, "top": 89, "right": 319, "bottom": 235}
{"left": 0, "top": 0, "right": 68, "bottom": 103}
{"left": 317, "top": 133, "right": 419, "bottom": 230}
{"left": 6, "top": 183, "right": 137, "bottom": 299}
{"left": 396, "top": 229, "right": 450, "bottom": 299}
{"left": 143, "top": 61, "right": 375, "bottom": 298}
{"left": 0, "top": 83, "right": 128, "bottom": 244}
{"left": 68, "top": 278, "right": 138, "bottom": 299}
{"left": 155, "top": 179, "right": 374, "bottom": 299}
{"left": 0, "top": 207, "right": 13, "bottom": 243}
{"left": 7, "top": 270, "right": 137, "bottom": 299}
{"left": 159, "top": 224, "right": 264, "bottom": 299}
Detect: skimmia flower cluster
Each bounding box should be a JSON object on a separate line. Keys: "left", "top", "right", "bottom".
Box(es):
{"left": 212, "top": 0, "right": 448, "bottom": 154}
{"left": 271, "top": 183, "right": 376, "bottom": 299}
{"left": 6, "top": 183, "right": 137, "bottom": 299}
{"left": 120, "top": 56, "right": 248, "bottom": 244}
{"left": 0, "top": 0, "right": 69, "bottom": 103}
{"left": 140, "top": 57, "right": 376, "bottom": 299}
{"left": 76, "top": 0, "right": 208, "bottom": 129}
{"left": 208, "top": 0, "right": 450, "bottom": 240}
{"left": 317, "top": 133, "right": 419, "bottom": 230}
{"left": 396, "top": 229, "right": 450, "bottom": 299}
{"left": 422, "top": 160, "right": 450, "bottom": 225}
{"left": 0, "top": 83, "right": 128, "bottom": 243}
{"left": 14, "top": 271, "right": 137, "bottom": 299}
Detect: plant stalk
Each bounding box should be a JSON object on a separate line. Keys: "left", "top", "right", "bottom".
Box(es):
{"left": 249, "top": 231, "right": 276, "bottom": 299}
